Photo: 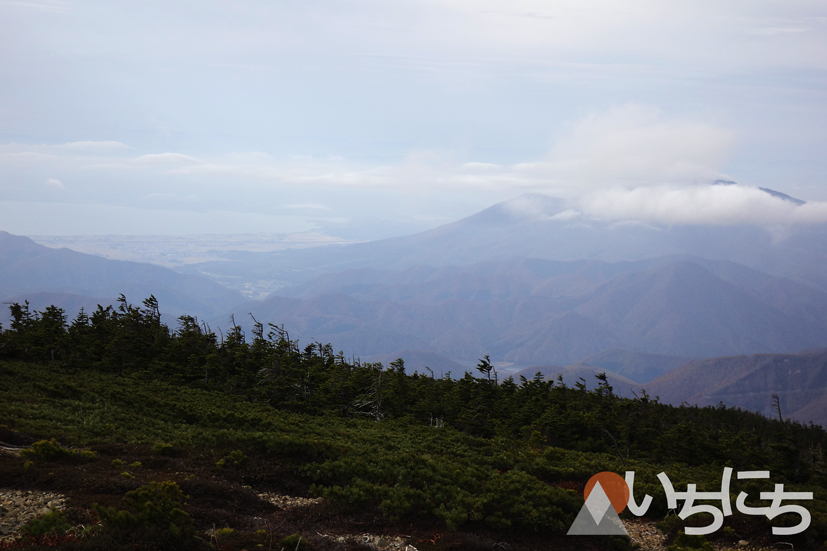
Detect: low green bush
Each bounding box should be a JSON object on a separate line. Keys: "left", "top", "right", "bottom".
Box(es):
{"left": 216, "top": 449, "right": 248, "bottom": 469}
{"left": 20, "top": 438, "right": 97, "bottom": 462}
{"left": 281, "top": 533, "right": 308, "bottom": 551}
{"left": 94, "top": 481, "right": 194, "bottom": 543}
{"left": 666, "top": 532, "right": 715, "bottom": 551}
{"left": 150, "top": 442, "right": 174, "bottom": 455}
{"left": 20, "top": 507, "right": 71, "bottom": 538}
{"left": 655, "top": 514, "right": 684, "bottom": 534}
{"left": 227, "top": 449, "right": 247, "bottom": 467}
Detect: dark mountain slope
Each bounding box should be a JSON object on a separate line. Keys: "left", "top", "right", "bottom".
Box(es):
{"left": 564, "top": 349, "right": 693, "bottom": 384}
{"left": 0, "top": 232, "right": 245, "bottom": 319}
{"left": 645, "top": 350, "right": 827, "bottom": 426}
{"left": 219, "top": 257, "right": 827, "bottom": 369}
{"left": 278, "top": 257, "right": 655, "bottom": 304}
{"left": 495, "top": 311, "right": 622, "bottom": 365}
{"left": 575, "top": 261, "right": 823, "bottom": 358}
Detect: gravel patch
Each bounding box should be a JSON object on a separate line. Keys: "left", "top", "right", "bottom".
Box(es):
{"left": 257, "top": 492, "right": 325, "bottom": 510}
{"left": 0, "top": 489, "right": 67, "bottom": 542}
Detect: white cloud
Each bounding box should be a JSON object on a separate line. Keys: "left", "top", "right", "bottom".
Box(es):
{"left": 461, "top": 162, "right": 502, "bottom": 172}
{"left": 0, "top": 106, "right": 802, "bottom": 231}
{"left": 0, "top": 108, "right": 740, "bottom": 200}
{"left": 550, "top": 209, "right": 580, "bottom": 221}
{"left": 283, "top": 203, "right": 330, "bottom": 211}
{"left": 61, "top": 141, "right": 130, "bottom": 150}
{"left": 45, "top": 178, "right": 63, "bottom": 188}
{"left": 578, "top": 184, "right": 827, "bottom": 226}
{"left": 0, "top": 0, "right": 72, "bottom": 14}
{"left": 149, "top": 107, "right": 736, "bottom": 193}
{"left": 538, "top": 105, "right": 735, "bottom": 189}
{"left": 744, "top": 25, "right": 811, "bottom": 36}
{"left": 0, "top": 142, "right": 130, "bottom": 160}
{"left": 133, "top": 153, "right": 202, "bottom": 165}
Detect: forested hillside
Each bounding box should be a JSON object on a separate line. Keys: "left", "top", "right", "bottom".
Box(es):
{"left": 1, "top": 297, "right": 827, "bottom": 550}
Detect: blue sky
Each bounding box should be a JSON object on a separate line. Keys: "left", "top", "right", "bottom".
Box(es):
{"left": 1, "top": 0, "right": 826, "bottom": 235}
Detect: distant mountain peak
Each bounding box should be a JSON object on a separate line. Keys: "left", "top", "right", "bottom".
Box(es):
{"left": 463, "top": 194, "right": 569, "bottom": 225}
{"left": 711, "top": 180, "right": 806, "bottom": 205}
{"left": 758, "top": 187, "right": 806, "bottom": 205}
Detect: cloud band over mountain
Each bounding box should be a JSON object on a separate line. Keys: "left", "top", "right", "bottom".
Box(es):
{"left": 578, "top": 184, "right": 827, "bottom": 226}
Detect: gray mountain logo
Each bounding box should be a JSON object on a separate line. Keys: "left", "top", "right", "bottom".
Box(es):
{"left": 567, "top": 472, "right": 630, "bottom": 536}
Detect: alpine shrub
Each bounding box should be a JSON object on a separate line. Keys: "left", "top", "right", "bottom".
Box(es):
{"left": 150, "top": 442, "right": 175, "bottom": 455}
{"left": 94, "top": 481, "right": 194, "bottom": 542}
{"left": 20, "top": 438, "right": 97, "bottom": 462}
{"left": 666, "top": 532, "right": 715, "bottom": 551}
{"left": 20, "top": 508, "right": 71, "bottom": 537}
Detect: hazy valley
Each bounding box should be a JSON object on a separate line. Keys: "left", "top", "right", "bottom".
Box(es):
{"left": 4, "top": 191, "right": 827, "bottom": 425}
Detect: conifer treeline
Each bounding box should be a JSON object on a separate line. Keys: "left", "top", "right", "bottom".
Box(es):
{"left": 1, "top": 295, "right": 825, "bottom": 482}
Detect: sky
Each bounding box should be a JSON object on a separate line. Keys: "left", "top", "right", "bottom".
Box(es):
{"left": 1, "top": 0, "right": 826, "bottom": 236}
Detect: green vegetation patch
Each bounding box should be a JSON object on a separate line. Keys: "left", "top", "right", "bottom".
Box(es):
{"left": 20, "top": 507, "right": 71, "bottom": 538}
{"left": 20, "top": 438, "right": 97, "bottom": 462}
{"left": 94, "top": 481, "right": 194, "bottom": 542}
{"left": 1, "top": 296, "right": 827, "bottom": 546}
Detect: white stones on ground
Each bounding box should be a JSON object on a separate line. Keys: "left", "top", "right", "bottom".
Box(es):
{"left": 0, "top": 489, "right": 66, "bottom": 542}
{"left": 622, "top": 518, "right": 768, "bottom": 551}
{"left": 256, "top": 493, "right": 324, "bottom": 509}
{"left": 315, "top": 530, "right": 413, "bottom": 551}
{"left": 349, "top": 533, "right": 413, "bottom": 551}
{"left": 622, "top": 518, "right": 668, "bottom": 550}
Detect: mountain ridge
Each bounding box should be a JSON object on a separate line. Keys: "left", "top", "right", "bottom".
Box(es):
{"left": 645, "top": 349, "right": 827, "bottom": 426}
{"left": 181, "top": 192, "right": 827, "bottom": 295}
{"left": 218, "top": 255, "right": 827, "bottom": 369}
{"left": 0, "top": 231, "right": 245, "bottom": 320}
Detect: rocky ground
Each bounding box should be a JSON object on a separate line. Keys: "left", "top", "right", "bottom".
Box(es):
{"left": 623, "top": 517, "right": 788, "bottom": 551}
{"left": 0, "top": 489, "right": 67, "bottom": 543}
